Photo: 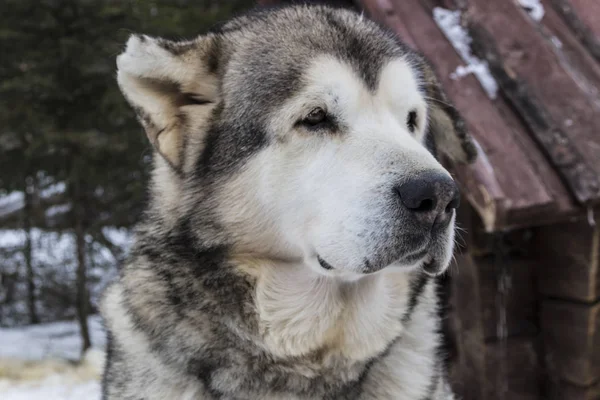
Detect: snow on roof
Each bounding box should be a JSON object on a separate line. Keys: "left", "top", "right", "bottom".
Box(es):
{"left": 517, "top": 0, "right": 545, "bottom": 22}
{"left": 432, "top": 7, "right": 498, "bottom": 99}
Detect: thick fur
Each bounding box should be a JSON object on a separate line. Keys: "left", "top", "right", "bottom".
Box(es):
{"left": 102, "top": 4, "right": 476, "bottom": 400}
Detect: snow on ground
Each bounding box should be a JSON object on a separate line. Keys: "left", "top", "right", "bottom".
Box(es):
{"left": 433, "top": 7, "right": 499, "bottom": 99}
{"left": 0, "top": 316, "right": 106, "bottom": 400}
{"left": 0, "top": 315, "right": 106, "bottom": 361}
{"left": 0, "top": 378, "right": 100, "bottom": 400}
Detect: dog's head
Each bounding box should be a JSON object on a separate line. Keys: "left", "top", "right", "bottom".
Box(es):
{"left": 117, "top": 5, "right": 476, "bottom": 278}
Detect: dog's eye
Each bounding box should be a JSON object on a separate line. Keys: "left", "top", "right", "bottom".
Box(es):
{"left": 407, "top": 110, "right": 418, "bottom": 133}
{"left": 302, "top": 107, "right": 328, "bottom": 127}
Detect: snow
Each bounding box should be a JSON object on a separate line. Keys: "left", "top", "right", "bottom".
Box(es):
{"left": 0, "top": 182, "right": 67, "bottom": 219}
{"left": 102, "top": 227, "right": 133, "bottom": 250}
{"left": 0, "top": 226, "right": 131, "bottom": 325}
{"left": 0, "top": 229, "right": 76, "bottom": 271}
{"left": 0, "top": 182, "right": 66, "bottom": 219}
{"left": 0, "top": 227, "right": 131, "bottom": 272}
{"left": 550, "top": 36, "right": 563, "bottom": 49}
{"left": 39, "top": 182, "right": 66, "bottom": 199}
{"left": 433, "top": 7, "right": 499, "bottom": 99}
{"left": 0, "top": 378, "right": 100, "bottom": 400}
{"left": 0, "top": 229, "right": 26, "bottom": 248}
{"left": 45, "top": 204, "right": 72, "bottom": 218}
{"left": 0, "top": 316, "right": 106, "bottom": 361}
{"left": 0, "top": 317, "right": 106, "bottom": 400}
{"left": 518, "top": 0, "right": 545, "bottom": 22}
{"left": 450, "top": 64, "right": 489, "bottom": 80}
{"left": 0, "top": 192, "right": 25, "bottom": 217}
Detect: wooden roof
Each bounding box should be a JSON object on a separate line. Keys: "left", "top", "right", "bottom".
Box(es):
{"left": 260, "top": 0, "right": 600, "bottom": 231}
{"left": 360, "top": 0, "right": 600, "bottom": 231}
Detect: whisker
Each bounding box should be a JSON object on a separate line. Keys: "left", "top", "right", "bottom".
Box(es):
{"left": 422, "top": 96, "right": 457, "bottom": 110}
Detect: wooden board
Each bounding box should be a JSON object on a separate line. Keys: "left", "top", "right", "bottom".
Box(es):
{"left": 446, "top": 253, "right": 487, "bottom": 400}
{"left": 483, "top": 338, "right": 541, "bottom": 400}
{"left": 462, "top": 0, "right": 600, "bottom": 205}
{"left": 534, "top": 222, "right": 600, "bottom": 302}
{"left": 567, "top": 0, "right": 600, "bottom": 39}
{"left": 539, "top": 0, "right": 600, "bottom": 90}
{"left": 548, "top": 0, "right": 600, "bottom": 62}
{"left": 547, "top": 379, "right": 600, "bottom": 400}
{"left": 477, "top": 255, "right": 539, "bottom": 341}
{"left": 447, "top": 249, "right": 541, "bottom": 399}
{"left": 541, "top": 299, "right": 600, "bottom": 386}
{"left": 360, "top": 0, "right": 417, "bottom": 48}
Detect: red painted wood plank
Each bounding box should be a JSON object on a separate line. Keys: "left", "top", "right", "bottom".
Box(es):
{"left": 539, "top": 0, "right": 600, "bottom": 92}
{"left": 565, "top": 0, "right": 600, "bottom": 39}
{"left": 360, "top": 0, "right": 417, "bottom": 48}
{"left": 461, "top": 0, "right": 600, "bottom": 205}
{"left": 547, "top": 0, "right": 600, "bottom": 62}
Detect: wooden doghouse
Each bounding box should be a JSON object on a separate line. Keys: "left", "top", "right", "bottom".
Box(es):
{"left": 260, "top": 1, "right": 600, "bottom": 398}
{"left": 357, "top": 1, "right": 600, "bottom": 398}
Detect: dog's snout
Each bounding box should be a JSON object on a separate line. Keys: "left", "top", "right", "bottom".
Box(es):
{"left": 395, "top": 172, "right": 459, "bottom": 224}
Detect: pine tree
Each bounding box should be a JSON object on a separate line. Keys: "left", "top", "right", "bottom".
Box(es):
{"left": 0, "top": 0, "right": 255, "bottom": 349}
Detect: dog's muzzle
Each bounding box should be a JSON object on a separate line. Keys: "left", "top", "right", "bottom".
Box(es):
{"left": 317, "top": 170, "right": 458, "bottom": 275}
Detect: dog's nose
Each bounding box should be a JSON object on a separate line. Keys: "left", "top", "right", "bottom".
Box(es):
{"left": 395, "top": 172, "right": 459, "bottom": 225}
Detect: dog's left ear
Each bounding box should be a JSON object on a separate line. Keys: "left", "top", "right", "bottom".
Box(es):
{"left": 422, "top": 67, "right": 477, "bottom": 164}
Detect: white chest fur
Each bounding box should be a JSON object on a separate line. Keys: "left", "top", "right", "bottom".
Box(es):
{"left": 254, "top": 264, "right": 414, "bottom": 361}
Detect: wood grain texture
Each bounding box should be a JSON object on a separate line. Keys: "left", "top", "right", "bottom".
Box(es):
{"left": 547, "top": 379, "right": 600, "bottom": 400}
{"left": 380, "top": 0, "right": 562, "bottom": 231}
{"left": 535, "top": 222, "right": 600, "bottom": 302}
{"left": 547, "top": 0, "right": 600, "bottom": 61}
{"left": 541, "top": 299, "right": 600, "bottom": 386}
{"left": 462, "top": 0, "right": 600, "bottom": 205}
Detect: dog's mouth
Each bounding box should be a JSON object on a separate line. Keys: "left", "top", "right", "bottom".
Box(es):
{"left": 421, "top": 255, "right": 441, "bottom": 276}
{"left": 316, "top": 225, "right": 454, "bottom": 276}
{"left": 317, "top": 251, "right": 440, "bottom": 275}
{"left": 317, "top": 255, "right": 335, "bottom": 270}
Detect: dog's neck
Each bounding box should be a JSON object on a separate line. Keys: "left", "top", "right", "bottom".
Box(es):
{"left": 134, "top": 181, "right": 429, "bottom": 367}
{"left": 234, "top": 256, "right": 420, "bottom": 363}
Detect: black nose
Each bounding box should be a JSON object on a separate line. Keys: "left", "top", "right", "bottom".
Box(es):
{"left": 395, "top": 172, "right": 460, "bottom": 224}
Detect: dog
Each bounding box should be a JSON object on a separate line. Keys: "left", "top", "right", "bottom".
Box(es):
{"left": 101, "top": 4, "right": 477, "bottom": 399}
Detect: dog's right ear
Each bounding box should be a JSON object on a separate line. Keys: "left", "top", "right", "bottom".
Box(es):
{"left": 116, "top": 34, "right": 221, "bottom": 169}
{"left": 420, "top": 64, "right": 477, "bottom": 165}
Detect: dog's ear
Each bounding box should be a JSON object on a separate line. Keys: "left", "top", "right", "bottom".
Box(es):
{"left": 116, "top": 34, "right": 221, "bottom": 169}
{"left": 422, "top": 67, "right": 477, "bottom": 164}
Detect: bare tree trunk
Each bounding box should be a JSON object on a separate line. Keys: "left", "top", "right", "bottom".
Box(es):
{"left": 74, "top": 176, "right": 91, "bottom": 353}
{"left": 24, "top": 175, "right": 39, "bottom": 324}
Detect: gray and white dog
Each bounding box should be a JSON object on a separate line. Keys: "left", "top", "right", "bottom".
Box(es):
{"left": 101, "top": 4, "right": 477, "bottom": 399}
